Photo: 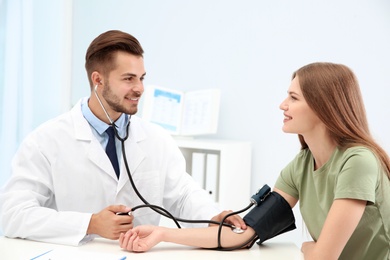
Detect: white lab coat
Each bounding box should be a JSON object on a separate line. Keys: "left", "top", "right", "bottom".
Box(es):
{"left": 0, "top": 99, "right": 220, "bottom": 246}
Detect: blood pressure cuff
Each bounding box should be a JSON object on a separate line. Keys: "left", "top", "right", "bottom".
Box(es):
{"left": 243, "top": 191, "right": 296, "bottom": 244}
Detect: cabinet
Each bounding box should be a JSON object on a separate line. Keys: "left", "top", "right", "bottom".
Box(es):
{"left": 174, "top": 138, "right": 252, "bottom": 211}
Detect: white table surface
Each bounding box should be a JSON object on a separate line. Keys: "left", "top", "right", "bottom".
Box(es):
{"left": 0, "top": 236, "right": 304, "bottom": 260}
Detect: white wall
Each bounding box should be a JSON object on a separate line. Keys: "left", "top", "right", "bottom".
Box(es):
{"left": 1, "top": 0, "right": 390, "bottom": 245}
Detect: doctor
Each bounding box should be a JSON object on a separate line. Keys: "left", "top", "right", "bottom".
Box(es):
{"left": 0, "top": 30, "right": 245, "bottom": 246}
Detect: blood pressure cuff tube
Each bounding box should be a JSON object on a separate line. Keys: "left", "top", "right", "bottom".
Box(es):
{"left": 243, "top": 191, "right": 296, "bottom": 244}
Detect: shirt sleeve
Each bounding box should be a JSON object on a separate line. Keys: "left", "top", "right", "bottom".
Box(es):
{"left": 334, "top": 148, "right": 379, "bottom": 204}
{"left": 274, "top": 151, "right": 306, "bottom": 200}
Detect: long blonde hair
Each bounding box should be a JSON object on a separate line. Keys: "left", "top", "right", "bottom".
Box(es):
{"left": 293, "top": 62, "right": 390, "bottom": 179}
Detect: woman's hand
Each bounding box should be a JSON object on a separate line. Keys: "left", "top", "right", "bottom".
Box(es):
{"left": 301, "top": 241, "right": 316, "bottom": 259}
{"left": 119, "top": 225, "right": 164, "bottom": 252}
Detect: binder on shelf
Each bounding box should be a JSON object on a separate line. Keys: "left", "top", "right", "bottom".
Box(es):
{"left": 205, "top": 153, "right": 219, "bottom": 201}
{"left": 191, "top": 152, "right": 206, "bottom": 189}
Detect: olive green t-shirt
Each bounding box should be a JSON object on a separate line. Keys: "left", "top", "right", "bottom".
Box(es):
{"left": 275, "top": 146, "right": 390, "bottom": 260}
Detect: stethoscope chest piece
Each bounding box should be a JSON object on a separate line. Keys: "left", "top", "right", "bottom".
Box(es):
{"left": 232, "top": 227, "right": 245, "bottom": 234}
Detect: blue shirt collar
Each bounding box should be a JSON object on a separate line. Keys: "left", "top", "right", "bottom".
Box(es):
{"left": 81, "top": 98, "right": 129, "bottom": 137}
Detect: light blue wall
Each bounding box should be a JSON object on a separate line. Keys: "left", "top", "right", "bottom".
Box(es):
{"left": 71, "top": 0, "right": 390, "bottom": 191}
{"left": 69, "top": 0, "right": 390, "bottom": 244}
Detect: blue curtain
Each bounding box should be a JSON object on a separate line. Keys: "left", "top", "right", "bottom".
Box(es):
{"left": 0, "top": 0, "right": 35, "bottom": 188}
{"left": 0, "top": 0, "right": 72, "bottom": 191}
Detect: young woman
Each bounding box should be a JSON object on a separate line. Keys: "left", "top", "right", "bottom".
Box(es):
{"left": 119, "top": 62, "right": 390, "bottom": 260}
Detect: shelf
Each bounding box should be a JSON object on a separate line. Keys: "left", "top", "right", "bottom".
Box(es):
{"left": 174, "top": 138, "right": 252, "bottom": 211}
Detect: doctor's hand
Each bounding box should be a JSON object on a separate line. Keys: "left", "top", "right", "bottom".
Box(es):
{"left": 210, "top": 210, "right": 247, "bottom": 230}
{"left": 87, "top": 205, "right": 134, "bottom": 240}
{"left": 119, "top": 225, "right": 163, "bottom": 252}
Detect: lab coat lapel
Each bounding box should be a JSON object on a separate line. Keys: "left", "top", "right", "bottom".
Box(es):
{"left": 118, "top": 141, "right": 145, "bottom": 188}
{"left": 118, "top": 117, "right": 147, "bottom": 189}
{"left": 71, "top": 100, "right": 118, "bottom": 180}
{"left": 88, "top": 138, "right": 118, "bottom": 179}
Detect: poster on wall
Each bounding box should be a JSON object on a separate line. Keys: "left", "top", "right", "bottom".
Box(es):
{"left": 142, "top": 85, "right": 221, "bottom": 136}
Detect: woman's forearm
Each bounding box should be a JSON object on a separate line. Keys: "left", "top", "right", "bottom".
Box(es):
{"left": 161, "top": 225, "right": 256, "bottom": 249}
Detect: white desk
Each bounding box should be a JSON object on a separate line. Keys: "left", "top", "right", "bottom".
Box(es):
{"left": 0, "top": 236, "right": 303, "bottom": 259}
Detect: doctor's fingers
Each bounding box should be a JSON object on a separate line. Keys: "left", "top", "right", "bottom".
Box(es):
{"left": 115, "top": 213, "right": 134, "bottom": 224}
{"left": 224, "top": 214, "right": 247, "bottom": 230}
{"left": 114, "top": 222, "right": 134, "bottom": 237}
{"left": 106, "top": 204, "right": 132, "bottom": 214}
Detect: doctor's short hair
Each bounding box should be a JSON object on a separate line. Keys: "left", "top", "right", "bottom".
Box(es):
{"left": 85, "top": 30, "right": 144, "bottom": 87}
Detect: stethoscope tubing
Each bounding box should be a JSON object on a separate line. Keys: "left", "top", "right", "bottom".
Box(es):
{"left": 116, "top": 123, "right": 233, "bottom": 228}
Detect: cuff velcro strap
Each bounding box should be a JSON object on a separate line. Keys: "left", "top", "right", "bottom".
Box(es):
{"left": 243, "top": 191, "right": 296, "bottom": 244}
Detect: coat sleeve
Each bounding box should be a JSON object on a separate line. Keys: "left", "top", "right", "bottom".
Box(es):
{"left": 0, "top": 132, "right": 92, "bottom": 246}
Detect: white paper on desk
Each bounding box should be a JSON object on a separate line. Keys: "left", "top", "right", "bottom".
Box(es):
{"left": 28, "top": 248, "right": 126, "bottom": 260}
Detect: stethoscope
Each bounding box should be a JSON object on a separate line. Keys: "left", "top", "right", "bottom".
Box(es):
{"left": 94, "top": 85, "right": 265, "bottom": 250}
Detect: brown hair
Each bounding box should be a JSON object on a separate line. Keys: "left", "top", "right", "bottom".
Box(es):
{"left": 293, "top": 62, "right": 390, "bottom": 178}
{"left": 85, "top": 30, "right": 144, "bottom": 87}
